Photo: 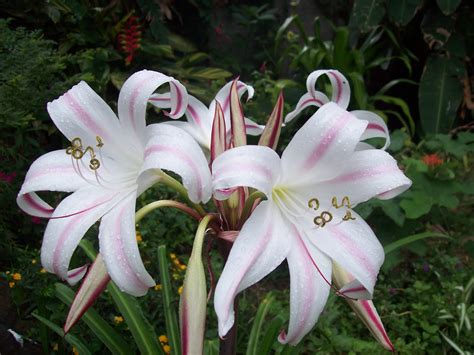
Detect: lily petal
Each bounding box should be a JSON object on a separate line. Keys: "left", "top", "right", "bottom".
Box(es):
{"left": 315, "top": 148, "right": 412, "bottom": 204}
{"left": 214, "top": 202, "right": 290, "bottom": 337}
{"left": 118, "top": 70, "right": 188, "bottom": 147}
{"left": 279, "top": 226, "right": 331, "bottom": 345}
{"left": 40, "top": 187, "right": 124, "bottom": 281}
{"left": 306, "top": 69, "right": 351, "bottom": 109}
{"left": 64, "top": 254, "right": 110, "bottom": 333}
{"left": 284, "top": 92, "right": 329, "bottom": 123}
{"left": 142, "top": 124, "right": 212, "bottom": 203}
{"left": 99, "top": 194, "right": 155, "bottom": 297}
{"left": 229, "top": 80, "right": 247, "bottom": 147}
{"left": 66, "top": 265, "right": 89, "bottom": 286}
{"left": 258, "top": 92, "right": 284, "bottom": 150}
{"left": 308, "top": 213, "right": 384, "bottom": 299}
{"left": 17, "top": 150, "right": 96, "bottom": 217}
{"left": 352, "top": 110, "right": 390, "bottom": 150}
{"left": 281, "top": 102, "right": 367, "bottom": 184}
{"left": 332, "top": 262, "right": 395, "bottom": 351}
{"left": 210, "top": 80, "right": 254, "bottom": 121}
{"left": 212, "top": 145, "right": 281, "bottom": 200}
{"left": 47, "top": 82, "right": 129, "bottom": 159}
{"left": 210, "top": 102, "right": 226, "bottom": 163}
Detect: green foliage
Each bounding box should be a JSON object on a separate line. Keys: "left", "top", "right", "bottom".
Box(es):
{"left": 349, "top": 0, "right": 386, "bottom": 33}
{"left": 273, "top": 15, "right": 416, "bottom": 135}
{"left": 350, "top": 0, "right": 473, "bottom": 136}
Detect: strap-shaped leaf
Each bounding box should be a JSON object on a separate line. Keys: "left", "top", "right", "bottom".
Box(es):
{"left": 246, "top": 293, "right": 274, "bottom": 355}
{"left": 158, "top": 245, "right": 181, "bottom": 354}
{"left": 32, "top": 313, "right": 92, "bottom": 355}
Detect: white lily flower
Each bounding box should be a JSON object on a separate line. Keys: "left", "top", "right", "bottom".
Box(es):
{"left": 285, "top": 69, "right": 391, "bottom": 150}
{"left": 17, "top": 70, "right": 212, "bottom": 296}
{"left": 149, "top": 79, "right": 264, "bottom": 150}
{"left": 212, "top": 102, "right": 411, "bottom": 344}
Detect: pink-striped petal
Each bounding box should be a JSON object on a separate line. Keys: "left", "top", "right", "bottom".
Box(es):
{"left": 99, "top": 194, "right": 155, "bottom": 297}
{"left": 209, "top": 80, "right": 254, "bottom": 122}
{"left": 314, "top": 148, "right": 412, "bottom": 205}
{"left": 258, "top": 92, "right": 284, "bottom": 150}
{"left": 18, "top": 192, "right": 54, "bottom": 218}
{"left": 306, "top": 69, "right": 351, "bottom": 109}
{"left": 244, "top": 117, "right": 265, "bottom": 136}
{"left": 284, "top": 92, "right": 329, "bottom": 123}
{"left": 214, "top": 202, "right": 290, "bottom": 337}
{"left": 278, "top": 226, "right": 331, "bottom": 345}
{"left": 229, "top": 80, "right": 247, "bottom": 147}
{"left": 308, "top": 213, "right": 384, "bottom": 299}
{"left": 66, "top": 265, "right": 89, "bottom": 286}
{"left": 352, "top": 110, "right": 390, "bottom": 150}
{"left": 281, "top": 103, "right": 367, "bottom": 184}
{"left": 40, "top": 187, "right": 125, "bottom": 281}
{"left": 64, "top": 254, "right": 110, "bottom": 333}
{"left": 142, "top": 124, "right": 212, "bottom": 203}
{"left": 47, "top": 82, "right": 130, "bottom": 159}
{"left": 118, "top": 70, "right": 188, "bottom": 145}
{"left": 352, "top": 300, "right": 395, "bottom": 351}
{"left": 17, "top": 150, "right": 95, "bottom": 217}
{"left": 332, "top": 262, "right": 394, "bottom": 351}
{"left": 212, "top": 145, "right": 281, "bottom": 200}
{"left": 210, "top": 102, "right": 227, "bottom": 163}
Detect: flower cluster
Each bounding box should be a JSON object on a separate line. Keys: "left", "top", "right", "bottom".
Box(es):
{"left": 17, "top": 68, "right": 411, "bottom": 351}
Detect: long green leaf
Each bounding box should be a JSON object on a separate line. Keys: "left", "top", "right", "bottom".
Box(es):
{"left": 55, "top": 283, "right": 133, "bottom": 355}
{"left": 387, "top": 0, "right": 423, "bottom": 26}
{"left": 246, "top": 293, "right": 274, "bottom": 355}
{"left": 258, "top": 316, "right": 285, "bottom": 354}
{"left": 350, "top": 0, "right": 386, "bottom": 33}
{"left": 158, "top": 245, "right": 181, "bottom": 354}
{"left": 79, "top": 240, "right": 163, "bottom": 355}
{"left": 418, "top": 56, "right": 465, "bottom": 134}
{"left": 436, "top": 0, "right": 462, "bottom": 15}
{"left": 384, "top": 232, "right": 451, "bottom": 255}
{"left": 32, "top": 313, "right": 92, "bottom": 355}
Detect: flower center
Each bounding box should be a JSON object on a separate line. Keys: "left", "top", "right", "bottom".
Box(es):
{"left": 272, "top": 186, "right": 357, "bottom": 228}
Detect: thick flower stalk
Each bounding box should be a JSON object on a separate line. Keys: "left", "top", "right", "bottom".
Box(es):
{"left": 212, "top": 102, "right": 412, "bottom": 344}
{"left": 17, "top": 70, "right": 212, "bottom": 296}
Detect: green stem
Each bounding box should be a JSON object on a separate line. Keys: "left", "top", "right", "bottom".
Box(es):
{"left": 135, "top": 200, "right": 202, "bottom": 224}
{"left": 157, "top": 170, "right": 207, "bottom": 216}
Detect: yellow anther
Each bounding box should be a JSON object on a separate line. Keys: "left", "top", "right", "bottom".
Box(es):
{"left": 332, "top": 196, "right": 352, "bottom": 209}
{"left": 66, "top": 136, "right": 103, "bottom": 171}
{"left": 308, "top": 198, "right": 320, "bottom": 210}
{"left": 342, "top": 210, "right": 356, "bottom": 221}
{"left": 313, "top": 211, "right": 333, "bottom": 227}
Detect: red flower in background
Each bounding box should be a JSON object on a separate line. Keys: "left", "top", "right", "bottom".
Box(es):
{"left": 0, "top": 171, "right": 16, "bottom": 183}
{"left": 119, "top": 16, "right": 142, "bottom": 65}
{"left": 422, "top": 153, "right": 444, "bottom": 167}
